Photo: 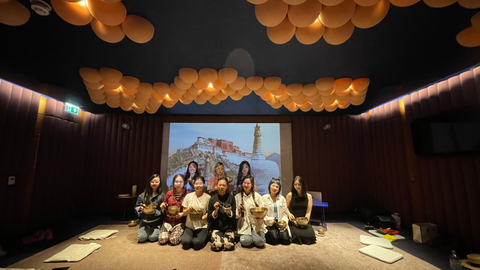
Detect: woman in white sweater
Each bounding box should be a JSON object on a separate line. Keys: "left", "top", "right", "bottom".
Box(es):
{"left": 235, "top": 175, "right": 266, "bottom": 247}
{"left": 262, "top": 178, "right": 291, "bottom": 245}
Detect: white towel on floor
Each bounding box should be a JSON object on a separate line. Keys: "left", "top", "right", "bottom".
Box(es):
{"left": 79, "top": 229, "right": 118, "bottom": 240}
{"left": 44, "top": 243, "right": 101, "bottom": 262}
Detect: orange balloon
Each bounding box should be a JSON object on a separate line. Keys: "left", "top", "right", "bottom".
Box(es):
{"left": 84, "top": 81, "right": 104, "bottom": 90}
{"left": 0, "top": 0, "right": 30, "bottom": 26}
{"left": 335, "top": 88, "right": 351, "bottom": 96}
{"left": 264, "top": 77, "right": 282, "bottom": 90}
{"left": 122, "top": 15, "right": 154, "bottom": 44}
{"left": 255, "top": 0, "right": 288, "bottom": 27}
{"left": 80, "top": 67, "right": 102, "bottom": 83}
{"left": 122, "top": 92, "right": 136, "bottom": 100}
{"left": 238, "top": 86, "right": 253, "bottom": 96}
{"left": 194, "top": 96, "right": 207, "bottom": 105}
{"left": 456, "top": 26, "right": 480, "bottom": 47}
{"left": 271, "top": 84, "right": 287, "bottom": 96}
{"left": 303, "top": 84, "right": 318, "bottom": 96}
{"left": 121, "top": 86, "right": 137, "bottom": 96}
{"left": 351, "top": 78, "right": 370, "bottom": 91}
{"left": 276, "top": 91, "right": 290, "bottom": 101}
{"left": 229, "top": 76, "right": 246, "bottom": 90}
{"left": 215, "top": 91, "right": 228, "bottom": 101}
{"left": 137, "top": 82, "right": 154, "bottom": 96}
{"left": 354, "top": 0, "right": 380, "bottom": 5}
{"left": 316, "top": 77, "right": 335, "bottom": 91}
{"left": 247, "top": 0, "right": 268, "bottom": 3}
{"left": 291, "top": 92, "right": 306, "bottom": 102}
{"left": 51, "top": 0, "right": 92, "bottom": 26}
{"left": 179, "top": 68, "right": 198, "bottom": 84}
{"left": 267, "top": 17, "right": 296, "bottom": 44}
{"left": 254, "top": 86, "right": 269, "bottom": 96}
{"left": 153, "top": 82, "right": 170, "bottom": 95}
{"left": 423, "top": 0, "right": 456, "bottom": 7}
{"left": 218, "top": 68, "right": 238, "bottom": 84}
{"left": 350, "top": 89, "right": 367, "bottom": 97}
{"left": 174, "top": 76, "right": 192, "bottom": 91}
{"left": 199, "top": 91, "right": 212, "bottom": 100}
{"left": 120, "top": 76, "right": 140, "bottom": 90}
{"left": 91, "top": 18, "right": 125, "bottom": 43}
{"left": 319, "top": 0, "right": 345, "bottom": 5}
{"left": 86, "top": 0, "right": 126, "bottom": 26}
{"left": 318, "top": 88, "right": 335, "bottom": 96}
{"left": 299, "top": 103, "right": 312, "bottom": 112}
{"left": 288, "top": 0, "right": 323, "bottom": 28}
{"left": 286, "top": 84, "right": 303, "bottom": 96}
{"left": 281, "top": 97, "right": 293, "bottom": 105}
{"left": 312, "top": 104, "right": 325, "bottom": 112}
{"left": 208, "top": 96, "right": 221, "bottom": 105}
{"left": 199, "top": 68, "right": 218, "bottom": 83}
{"left": 272, "top": 100, "right": 283, "bottom": 109}
{"left": 212, "top": 78, "right": 227, "bottom": 91}
{"left": 178, "top": 97, "right": 193, "bottom": 105}
{"left": 388, "top": 0, "right": 420, "bottom": 6}
{"left": 230, "top": 91, "right": 243, "bottom": 101}
{"left": 323, "top": 20, "right": 355, "bottom": 45}
{"left": 168, "top": 84, "right": 185, "bottom": 98}
{"left": 182, "top": 91, "right": 196, "bottom": 101}
{"left": 305, "top": 93, "right": 321, "bottom": 101}
{"left": 193, "top": 78, "right": 209, "bottom": 90}
{"left": 187, "top": 86, "right": 202, "bottom": 96}
{"left": 261, "top": 92, "right": 275, "bottom": 101}
{"left": 334, "top": 78, "right": 352, "bottom": 91}
{"left": 459, "top": 0, "right": 480, "bottom": 8}
{"left": 102, "top": 81, "right": 121, "bottom": 89}
{"left": 205, "top": 84, "right": 220, "bottom": 96}
{"left": 284, "top": 0, "right": 307, "bottom": 4}
{"left": 100, "top": 67, "right": 122, "bottom": 83}
{"left": 351, "top": 0, "right": 389, "bottom": 29}
{"left": 472, "top": 11, "right": 480, "bottom": 30}
{"left": 223, "top": 85, "right": 236, "bottom": 95}
{"left": 320, "top": 0, "right": 356, "bottom": 28}
{"left": 246, "top": 76, "right": 264, "bottom": 91}
{"left": 295, "top": 19, "right": 325, "bottom": 45}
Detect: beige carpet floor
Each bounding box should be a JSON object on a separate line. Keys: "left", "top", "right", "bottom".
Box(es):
{"left": 7, "top": 223, "right": 440, "bottom": 270}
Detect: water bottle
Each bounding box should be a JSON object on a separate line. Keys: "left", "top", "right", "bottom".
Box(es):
{"left": 392, "top": 213, "right": 401, "bottom": 230}
{"left": 449, "top": 250, "right": 462, "bottom": 270}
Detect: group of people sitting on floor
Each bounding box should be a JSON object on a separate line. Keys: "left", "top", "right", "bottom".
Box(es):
{"left": 134, "top": 161, "right": 316, "bottom": 251}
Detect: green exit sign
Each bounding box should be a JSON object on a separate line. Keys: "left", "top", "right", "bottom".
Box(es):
{"left": 65, "top": 103, "right": 80, "bottom": 115}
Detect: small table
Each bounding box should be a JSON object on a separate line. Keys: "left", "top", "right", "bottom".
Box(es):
{"left": 313, "top": 202, "right": 329, "bottom": 231}
{"left": 118, "top": 195, "right": 137, "bottom": 220}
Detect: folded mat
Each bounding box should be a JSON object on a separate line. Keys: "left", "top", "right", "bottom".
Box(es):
{"left": 360, "top": 235, "right": 393, "bottom": 249}
{"left": 79, "top": 229, "right": 118, "bottom": 240}
{"left": 368, "top": 230, "right": 405, "bottom": 240}
{"left": 359, "top": 245, "right": 403, "bottom": 264}
{"left": 44, "top": 243, "right": 101, "bottom": 262}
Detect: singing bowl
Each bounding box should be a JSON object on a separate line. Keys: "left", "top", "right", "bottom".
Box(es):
{"left": 168, "top": 206, "right": 179, "bottom": 215}
{"left": 189, "top": 209, "right": 205, "bottom": 221}
{"left": 295, "top": 217, "right": 309, "bottom": 227}
{"left": 143, "top": 204, "right": 156, "bottom": 214}
{"left": 249, "top": 207, "right": 268, "bottom": 219}
{"left": 468, "top": 254, "right": 480, "bottom": 265}
{"left": 278, "top": 220, "right": 287, "bottom": 230}
{"left": 222, "top": 204, "right": 231, "bottom": 212}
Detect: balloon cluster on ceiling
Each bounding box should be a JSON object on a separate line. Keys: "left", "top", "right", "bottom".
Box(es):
{"left": 80, "top": 67, "right": 370, "bottom": 113}
{"left": 247, "top": 0, "right": 480, "bottom": 46}
{"left": 0, "top": 0, "right": 154, "bottom": 44}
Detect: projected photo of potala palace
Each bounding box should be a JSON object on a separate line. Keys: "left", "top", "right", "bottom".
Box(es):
{"left": 167, "top": 123, "right": 281, "bottom": 193}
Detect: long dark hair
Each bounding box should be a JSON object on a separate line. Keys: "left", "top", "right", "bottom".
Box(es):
{"left": 185, "top": 161, "right": 200, "bottom": 189}
{"left": 240, "top": 175, "right": 258, "bottom": 207}
{"left": 268, "top": 178, "right": 282, "bottom": 196}
{"left": 291, "top": 175, "right": 307, "bottom": 198}
{"left": 143, "top": 174, "right": 162, "bottom": 205}
{"left": 237, "top": 161, "right": 252, "bottom": 183}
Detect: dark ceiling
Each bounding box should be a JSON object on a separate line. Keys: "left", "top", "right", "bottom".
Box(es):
{"left": 1, "top": 0, "right": 480, "bottom": 115}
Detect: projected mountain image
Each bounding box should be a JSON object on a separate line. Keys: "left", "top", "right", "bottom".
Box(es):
{"left": 167, "top": 123, "right": 281, "bottom": 193}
